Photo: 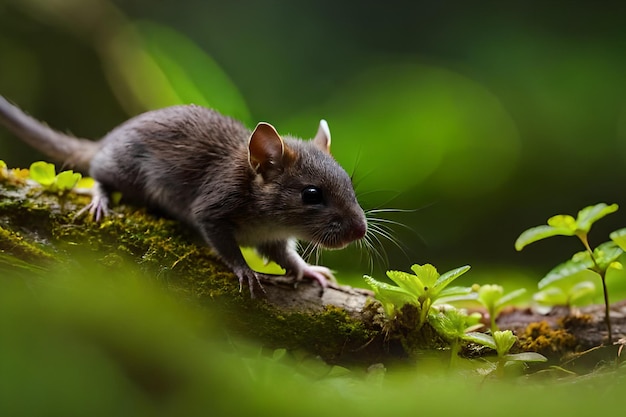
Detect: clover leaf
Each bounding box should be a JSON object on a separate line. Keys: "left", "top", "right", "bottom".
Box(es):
{"left": 29, "top": 161, "right": 82, "bottom": 193}
{"left": 55, "top": 170, "right": 82, "bottom": 190}
{"left": 29, "top": 161, "right": 56, "bottom": 186}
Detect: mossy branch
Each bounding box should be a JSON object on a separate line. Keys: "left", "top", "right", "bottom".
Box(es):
{"left": 0, "top": 177, "right": 393, "bottom": 363}
{"left": 2, "top": 178, "right": 625, "bottom": 366}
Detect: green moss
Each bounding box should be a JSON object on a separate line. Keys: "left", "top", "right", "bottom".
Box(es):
{"left": 391, "top": 304, "right": 448, "bottom": 357}
{"left": 0, "top": 225, "right": 53, "bottom": 263}
{"left": 1, "top": 172, "right": 230, "bottom": 279}
{"left": 1, "top": 175, "right": 385, "bottom": 365}
{"left": 225, "top": 301, "right": 380, "bottom": 364}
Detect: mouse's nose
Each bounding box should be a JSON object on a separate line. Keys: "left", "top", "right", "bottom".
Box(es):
{"left": 349, "top": 217, "right": 367, "bottom": 241}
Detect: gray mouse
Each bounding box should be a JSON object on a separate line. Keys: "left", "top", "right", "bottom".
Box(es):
{"left": 0, "top": 96, "right": 367, "bottom": 296}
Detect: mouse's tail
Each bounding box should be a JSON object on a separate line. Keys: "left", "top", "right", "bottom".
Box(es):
{"left": 0, "top": 95, "right": 99, "bottom": 173}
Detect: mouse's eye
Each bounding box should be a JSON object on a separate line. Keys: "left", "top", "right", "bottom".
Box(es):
{"left": 301, "top": 186, "right": 324, "bottom": 205}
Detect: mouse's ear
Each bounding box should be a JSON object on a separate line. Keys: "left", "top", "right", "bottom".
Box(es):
{"left": 313, "top": 119, "right": 331, "bottom": 153}
{"left": 248, "top": 122, "right": 287, "bottom": 176}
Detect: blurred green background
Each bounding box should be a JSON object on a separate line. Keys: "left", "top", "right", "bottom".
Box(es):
{"left": 1, "top": 258, "right": 622, "bottom": 417}
{"left": 2, "top": 2, "right": 626, "bottom": 414}
{"left": 1, "top": 0, "right": 626, "bottom": 289}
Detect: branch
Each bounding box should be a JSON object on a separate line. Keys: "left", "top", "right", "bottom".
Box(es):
{"left": 0, "top": 176, "right": 387, "bottom": 363}
{"left": 1, "top": 175, "right": 624, "bottom": 366}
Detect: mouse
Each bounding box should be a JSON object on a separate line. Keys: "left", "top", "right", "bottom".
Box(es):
{"left": 0, "top": 95, "right": 367, "bottom": 296}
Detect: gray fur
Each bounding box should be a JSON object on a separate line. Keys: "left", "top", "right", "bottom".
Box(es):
{"left": 0, "top": 97, "right": 367, "bottom": 296}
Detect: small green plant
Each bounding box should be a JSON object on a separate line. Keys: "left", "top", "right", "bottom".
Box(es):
{"left": 492, "top": 330, "right": 547, "bottom": 376}
{"left": 476, "top": 284, "right": 526, "bottom": 334}
{"left": 473, "top": 330, "right": 547, "bottom": 377}
{"left": 428, "top": 308, "right": 484, "bottom": 367}
{"left": 30, "top": 161, "right": 82, "bottom": 192}
{"left": 515, "top": 203, "right": 624, "bottom": 343}
{"left": 29, "top": 161, "right": 82, "bottom": 193}
{"left": 364, "top": 263, "right": 472, "bottom": 328}
{"left": 532, "top": 279, "right": 596, "bottom": 309}
{"left": 429, "top": 309, "right": 547, "bottom": 373}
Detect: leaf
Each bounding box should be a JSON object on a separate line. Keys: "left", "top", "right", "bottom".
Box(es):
{"left": 515, "top": 224, "right": 576, "bottom": 251}
{"left": 533, "top": 287, "right": 568, "bottom": 306}
{"left": 515, "top": 203, "right": 619, "bottom": 251}
{"left": 593, "top": 241, "right": 624, "bottom": 270}
{"left": 437, "top": 286, "right": 474, "bottom": 298}
{"left": 493, "top": 330, "right": 516, "bottom": 357}
{"left": 610, "top": 228, "right": 626, "bottom": 252}
{"left": 428, "top": 308, "right": 481, "bottom": 342}
{"left": 477, "top": 284, "right": 503, "bottom": 309}
{"left": 410, "top": 264, "right": 440, "bottom": 289}
{"left": 75, "top": 177, "right": 95, "bottom": 189}
{"left": 495, "top": 288, "right": 527, "bottom": 310}
{"left": 241, "top": 248, "right": 285, "bottom": 275}
{"left": 576, "top": 203, "right": 619, "bottom": 233}
{"left": 534, "top": 280, "right": 596, "bottom": 307}
{"left": 435, "top": 286, "right": 478, "bottom": 305}
{"left": 428, "top": 311, "right": 461, "bottom": 341}
{"left": 538, "top": 251, "right": 596, "bottom": 289}
{"left": 55, "top": 170, "right": 82, "bottom": 190}
{"left": 568, "top": 281, "right": 597, "bottom": 305}
{"left": 462, "top": 332, "right": 496, "bottom": 349}
{"left": 386, "top": 269, "right": 425, "bottom": 297}
{"left": 29, "top": 161, "right": 56, "bottom": 186}
{"left": 547, "top": 214, "right": 577, "bottom": 230}
{"left": 363, "top": 275, "right": 416, "bottom": 316}
{"left": 432, "top": 265, "right": 471, "bottom": 295}
{"left": 503, "top": 352, "right": 548, "bottom": 363}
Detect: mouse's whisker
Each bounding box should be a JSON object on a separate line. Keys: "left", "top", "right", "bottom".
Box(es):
{"left": 367, "top": 217, "right": 416, "bottom": 235}
{"left": 360, "top": 224, "right": 387, "bottom": 267}
{"left": 357, "top": 234, "right": 378, "bottom": 275}
{"left": 303, "top": 227, "right": 331, "bottom": 265}
{"left": 314, "top": 244, "right": 323, "bottom": 265}
{"left": 363, "top": 204, "right": 421, "bottom": 271}
{"left": 366, "top": 207, "right": 418, "bottom": 214}
{"left": 368, "top": 221, "right": 408, "bottom": 258}
{"left": 300, "top": 240, "right": 317, "bottom": 262}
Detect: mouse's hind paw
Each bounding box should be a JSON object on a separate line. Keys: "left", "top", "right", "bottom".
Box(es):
{"left": 74, "top": 182, "right": 110, "bottom": 222}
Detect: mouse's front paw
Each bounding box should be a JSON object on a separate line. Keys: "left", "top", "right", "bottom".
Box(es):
{"left": 234, "top": 266, "right": 266, "bottom": 298}
{"left": 300, "top": 265, "right": 335, "bottom": 289}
